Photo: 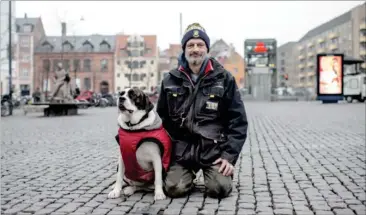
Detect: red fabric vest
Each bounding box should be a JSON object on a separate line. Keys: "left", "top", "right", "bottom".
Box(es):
{"left": 118, "top": 126, "right": 172, "bottom": 182}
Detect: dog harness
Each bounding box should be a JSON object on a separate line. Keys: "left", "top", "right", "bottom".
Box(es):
{"left": 116, "top": 126, "right": 172, "bottom": 182}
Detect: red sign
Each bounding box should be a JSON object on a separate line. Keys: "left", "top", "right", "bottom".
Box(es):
{"left": 254, "top": 42, "right": 268, "bottom": 53}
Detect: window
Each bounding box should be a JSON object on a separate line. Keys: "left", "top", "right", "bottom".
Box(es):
{"left": 117, "top": 86, "right": 121, "bottom": 91}
{"left": 132, "top": 61, "right": 139, "bottom": 69}
{"left": 20, "top": 68, "right": 29, "bottom": 77}
{"left": 83, "top": 43, "right": 93, "bottom": 52}
{"left": 125, "top": 74, "right": 131, "bottom": 81}
{"left": 117, "top": 73, "right": 120, "bottom": 78}
{"left": 20, "top": 36, "right": 30, "bottom": 47}
{"left": 100, "top": 43, "right": 110, "bottom": 52}
{"left": 23, "top": 24, "right": 32, "bottom": 33}
{"left": 132, "top": 73, "right": 139, "bottom": 81}
{"left": 43, "top": 43, "right": 53, "bottom": 52}
{"left": 21, "top": 54, "right": 30, "bottom": 62}
{"left": 101, "top": 59, "right": 108, "bottom": 71}
{"left": 63, "top": 60, "right": 70, "bottom": 71}
{"left": 83, "top": 59, "right": 91, "bottom": 72}
{"left": 319, "top": 42, "right": 326, "bottom": 48}
{"left": 43, "top": 59, "right": 50, "bottom": 72}
{"left": 233, "top": 68, "right": 238, "bottom": 73}
{"left": 83, "top": 78, "right": 91, "bottom": 90}
{"left": 140, "top": 73, "right": 146, "bottom": 81}
{"left": 150, "top": 60, "right": 154, "bottom": 65}
{"left": 63, "top": 43, "right": 73, "bottom": 52}
{"left": 130, "top": 50, "right": 140, "bottom": 57}
{"left": 73, "top": 59, "right": 80, "bottom": 72}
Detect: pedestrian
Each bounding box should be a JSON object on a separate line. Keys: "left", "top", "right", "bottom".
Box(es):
{"left": 156, "top": 23, "right": 248, "bottom": 199}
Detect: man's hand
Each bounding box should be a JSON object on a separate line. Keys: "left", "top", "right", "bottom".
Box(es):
{"left": 213, "top": 158, "right": 234, "bottom": 176}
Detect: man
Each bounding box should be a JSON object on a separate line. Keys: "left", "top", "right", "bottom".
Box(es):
{"left": 156, "top": 23, "right": 248, "bottom": 199}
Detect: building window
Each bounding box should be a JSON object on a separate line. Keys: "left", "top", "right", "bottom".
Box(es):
{"left": 63, "top": 43, "right": 73, "bottom": 52}
{"left": 83, "top": 59, "right": 91, "bottom": 72}
{"left": 20, "top": 68, "right": 29, "bottom": 77}
{"left": 132, "top": 60, "right": 139, "bottom": 69}
{"left": 132, "top": 73, "right": 139, "bottom": 81}
{"left": 150, "top": 60, "right": 154, "bottom": 65}
{"left": 140, "top": 73, "right": 146, "bottom": 81}
{"left": 83, "top": 43, "right": 93, "bottom": 52}
{"left": 23, "top": 24, "right": 33, "bottom": 33}
{"left": 125, "top": 74, "right": 131, "bottom": 81}
{"left": 101, "top": 59, "right": 108, "bottom": 72}
{"left": 130, "top": 50, "right": 140, "bottom": 57}
{"left": 83, "top": 78, "right": 91, "bottom": 90}
{"left": 117, "top": 73, "right": 120, "bottom": 78}
{"left": 100, "top": 43, "right": 110, "bottom": 52}
{"left": 21, "top": 54, "right": 30, "bottom": 62}
{"left": 43, "top": 59, "right": 50, "bottom": 72}
{"left": 117, "top": 86, "right": 121, "bottom": 91}
{"left": 20, "top": 36, "right": 30, "bottom": 47}
{"left": 63, "top": 60, "right": 70, "bottom": 71}
{"left": 73, "top": 59, "right": 80, "bottom": 72}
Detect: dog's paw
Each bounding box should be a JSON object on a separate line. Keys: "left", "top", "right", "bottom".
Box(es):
{"left": 123, "top": 186, "right": 136, "bottom": 196}
{"left": 108, "top": 189, "right": 121, "bottom": 199}
{"left": 154, "top": 189, "right": 166, "bottom": 201}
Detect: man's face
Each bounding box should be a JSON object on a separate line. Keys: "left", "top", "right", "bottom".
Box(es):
{"left": 184, "top": 38, "right": 208, "bottom": 66}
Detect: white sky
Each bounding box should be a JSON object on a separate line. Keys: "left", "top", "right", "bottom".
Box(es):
{"left": 15, "top": 1, "right": 364, "bottom": 55}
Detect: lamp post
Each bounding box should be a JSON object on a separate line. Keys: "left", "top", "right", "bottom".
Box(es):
{"left": 8, "top": 0, "right": 13, "bottom": 115}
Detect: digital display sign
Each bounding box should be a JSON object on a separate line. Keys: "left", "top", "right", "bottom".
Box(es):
{"left": 244, "top": 39, "right": 277, "bottom": 68}
{"left": 316, "top": 53, "right": 344, "bottom": 96}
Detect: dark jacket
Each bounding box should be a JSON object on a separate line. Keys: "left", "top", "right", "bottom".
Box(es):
{"left": 156, "top": 56, "right": 248, "bottom": 168}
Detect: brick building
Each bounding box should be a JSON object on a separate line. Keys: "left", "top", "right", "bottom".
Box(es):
{"left": 14, "top": 15, "right": 46, "bottom": 96}
{"left": 33, "top": 34, "right": 116, "bottom": 95}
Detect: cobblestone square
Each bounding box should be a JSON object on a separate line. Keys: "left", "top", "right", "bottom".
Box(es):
{"left": 1, "top": 102, "right": 365, "bottom": 215}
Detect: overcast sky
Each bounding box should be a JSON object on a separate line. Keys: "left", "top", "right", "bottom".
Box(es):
{"left": 15, "top": 1, "right": 364, "bottom": 55}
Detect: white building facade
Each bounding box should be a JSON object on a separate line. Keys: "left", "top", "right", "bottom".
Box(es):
{"left": 115, "top": 34, "right": 159, "bottom": 93}
{"left": 0, "top": 0, "right": 16, "bottom": 96}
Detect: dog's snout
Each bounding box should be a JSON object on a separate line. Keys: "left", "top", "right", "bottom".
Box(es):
{"left": 119, "top": 97, "right": 126, "bottom": 103}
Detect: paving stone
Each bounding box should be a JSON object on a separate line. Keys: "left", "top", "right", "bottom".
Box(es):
{"left": 2, "top": 104, "right": 365, "bottom": 215}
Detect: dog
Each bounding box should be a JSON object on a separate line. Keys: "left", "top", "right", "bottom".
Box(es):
{"left": 108, "top": 88, "right": 172, "bottom": 201}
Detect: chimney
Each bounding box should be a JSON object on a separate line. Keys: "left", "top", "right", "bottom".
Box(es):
{"left": 24, "top": 13, "right": 27, "bottom": 19}
{"left": 61, "top": 22, "right": 67, "bottom": 37}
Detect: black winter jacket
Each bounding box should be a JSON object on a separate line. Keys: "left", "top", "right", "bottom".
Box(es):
{"left": 156, "top": 57, "right": 248, "bottom": 168}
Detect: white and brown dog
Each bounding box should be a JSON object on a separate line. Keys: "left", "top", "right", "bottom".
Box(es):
{"left": 108, "top": 88, "right": 172, "bottom": 201}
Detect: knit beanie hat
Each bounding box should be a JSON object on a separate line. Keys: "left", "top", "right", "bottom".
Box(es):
{"left": 181, "top": 23, "right": 210, "bottom": 52}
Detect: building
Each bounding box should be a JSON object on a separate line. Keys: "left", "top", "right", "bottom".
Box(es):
{"left": 33, "top": 33, "right": 116, "bottom": 95}
{"left": 114, "top": 34, "right": 159, "bottom": 93}
{"left": 158, "top": 44, "right": 182, "bottom": 84}
{"left": 276, "top": 42, "right": 297, "bottom": 87}
{"left": 210, "top": 39, "right": 245, "bottom": 88}
{"left": 0, "top": 0, "right": 16, "bottom": 96}
{"left": 14, "top": 15, "right": 46, "bottom": 96}
{"left": 294, "top": 2, "right": 366, "bottom": 93}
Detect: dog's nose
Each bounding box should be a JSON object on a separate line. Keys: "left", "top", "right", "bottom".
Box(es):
{"left": 119, "top": 97, "right": 126, "bottom": 102}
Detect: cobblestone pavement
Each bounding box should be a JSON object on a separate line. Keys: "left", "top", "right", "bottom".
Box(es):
{"left": 1, "top": 102, "right": 365, "bottom": 215}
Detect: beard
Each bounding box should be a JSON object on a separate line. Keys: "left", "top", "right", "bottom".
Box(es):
{"left": 185, "top": 52, "right": 207, "bottom": 66}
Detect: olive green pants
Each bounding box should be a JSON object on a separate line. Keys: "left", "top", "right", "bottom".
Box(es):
{"left": 163, "top": 163, "right": 233, "bottom": 198}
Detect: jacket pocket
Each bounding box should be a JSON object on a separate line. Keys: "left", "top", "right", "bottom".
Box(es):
{"left": 199, "top": 86, "right": 225, "bottom": 117}
{"left": 165, "top": 86, "right": 188, "bottom": 118}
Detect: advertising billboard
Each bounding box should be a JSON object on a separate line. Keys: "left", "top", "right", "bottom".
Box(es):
{"left": 316, "top": 53, "right": 344, "bottom": 97}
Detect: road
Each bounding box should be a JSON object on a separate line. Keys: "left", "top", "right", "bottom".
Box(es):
{"left": 1, "top": 101, "right": 365, "bottom": 215}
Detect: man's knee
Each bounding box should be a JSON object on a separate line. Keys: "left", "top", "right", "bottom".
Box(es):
{"left": 204, "top": 166, "right": 233, "bottom": 198}
{"left": 164, "top": 164, "right": 194, "bottom": 198}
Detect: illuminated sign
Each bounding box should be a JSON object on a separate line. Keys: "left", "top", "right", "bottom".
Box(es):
{"left": 316, "top": 53, "right": 344, "bottom": 96}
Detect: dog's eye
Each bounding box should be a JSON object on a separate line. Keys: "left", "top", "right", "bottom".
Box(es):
{"left": 119, "top": 91, "right": 125, "bottom": 96}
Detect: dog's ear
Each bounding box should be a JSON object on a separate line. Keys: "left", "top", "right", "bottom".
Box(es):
{"left": 134, "top": 90, "right": 154, "bottom": 111}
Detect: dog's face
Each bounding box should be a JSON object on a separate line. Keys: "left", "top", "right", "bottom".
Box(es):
{"left": 118, "top": 88, "right": 154, "bottom": 114}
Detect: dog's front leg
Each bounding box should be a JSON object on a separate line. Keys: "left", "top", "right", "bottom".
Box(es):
{"left": 152, "top": 154, "right": 166, "bottom": 200}
{"left": 108, "top": 154, "right": 125, "bottom": 198}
